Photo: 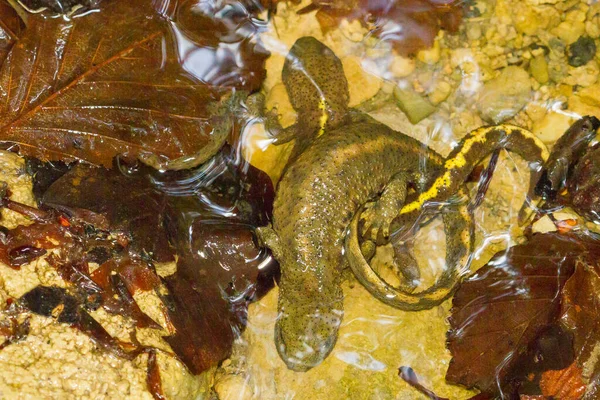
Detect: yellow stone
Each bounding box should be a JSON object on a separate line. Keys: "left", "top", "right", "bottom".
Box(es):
{"left": 552, "top": 21, "right": 586, "bottom": 44}
{"left": 568, "top": 95, "right": 600, "bottom": 119}
{"left": 533, "top": 111, "right": 577, "bottom": 144}
{"left": 342, "top": 56, "right": 382, "bottom": 107}
{"left": 577, "top": 83, "right": 600, "bottom": 106}
{"left": 417, "top": 39, "right": 441, "bottom": 65}
{"left": 241, "top": 122, "right": 293, "bottom": 185}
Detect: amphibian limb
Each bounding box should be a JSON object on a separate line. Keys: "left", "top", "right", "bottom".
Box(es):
{"left": 265, "top": 36, "right": 550, "bottom": 372}
{"left": 348, "top": 125, "right": 549, "bottom": 311}
{"left": 347, "top": 186, "right": 473, "bottom": 310}
{"left": 272, "top": 122, "right": 446, "bottom": 371}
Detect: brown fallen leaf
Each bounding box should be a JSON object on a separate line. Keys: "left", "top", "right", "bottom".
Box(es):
{"left": 163, "top": 221, "right": 278, "bottom": 374}
{"left": 88, "top": 258, "right": 163, "bottom": 330}
{"left": 21, "top": 285, "right": 144, "bottom": 360}
{"left": 302, "top": 0, "right": 463, "bottom": 56}
{"left": 560, "top": 260, "right": 600, "bottom": 399}
{"left": 446, "top": 233, "right": 600, "bottom": 396}
{"left": 20, "top": 149, "right": 279, "bottom": 373}
{"left": 539, "top": 362, "right": 587, "bottom": 400}
{"left": 3, "top": 191, "right": 278, "bottom": 375}
{"left": 0, "top": 1, "right": 23, "bottom": 65}
{"left": 0, "top": 0, "right": 267, "bottom": 168}
{"left": 146, "top": 349, "right": 166, "bottom": 400}
{"left": 17, "top": 0, "right": 100, "bottom": 13}
{"left": 42, "top": 164, "right": 174, "bottom": 263}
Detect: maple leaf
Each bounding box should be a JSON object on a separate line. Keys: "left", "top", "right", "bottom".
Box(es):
{"left": 0, "top": 1, "right": 23, "bottom": 66}
{"left": 0, "top": 0, "right": 267, "bottom": 168}
{"left": 446, "top": 233, "right": 600, "bottom": 396}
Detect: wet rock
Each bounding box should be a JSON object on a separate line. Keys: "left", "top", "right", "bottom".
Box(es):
{"left": 478, "top": 66, "right": 532, "bottom": 124}
{"left": 214, "top": 375, "right": 253, "bottom": 400}
{"left": 533, "top": 112, "right": 577, "bottom": 144}
{"left": 529, "top": 54, "right": 549, "bottom": 84}
{"left": 342, "top": 56, "right": 382, "bottom": 107}
{"left": 567, "top": 36, "right": 597, "bottom": 67}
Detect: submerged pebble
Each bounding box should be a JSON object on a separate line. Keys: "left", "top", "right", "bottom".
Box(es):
{"left": 567, "top": 36, "right": 597, "bottom": 67}
{"left": 477, "top": 66, "right": 532, "bottom": 123}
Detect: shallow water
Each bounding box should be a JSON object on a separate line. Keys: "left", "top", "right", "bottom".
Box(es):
{"left": 0, "top": 0, "right": 598, "bottom": 399}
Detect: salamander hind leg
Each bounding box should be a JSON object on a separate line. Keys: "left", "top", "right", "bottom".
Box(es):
{"left": 387, "top": 241, "right": 420, "bottom": 293}
{"left": 347, "top": 186, "right": 473, "bottom": 310}
{"left": 360, "top": 172, "right": 413, "bottom": 244}
{"left": 440, "top": 125, "right": 550, "bottom": 223}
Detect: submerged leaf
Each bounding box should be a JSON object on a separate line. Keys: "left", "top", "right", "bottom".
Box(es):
{"left": 446, "top": 233, "right": 600, "bottom": 395}
{"left": 539, "top": 362, "right": 587, "bottom": 400}
{"left": 304, "top": 0, "right": 463, "bottom": 56}
{"left": 20, "top": 285, "right": 142, "bottom": 359}
{"left": 560, "top": 261, "right": 600, "bottom": 399}
{"left": 42, "top": 164, "right": 174, "bottom": 262}
{"left": 20, "top": 149, "right": 278, "bottom": 373}
{"left": 25, "top": 157, "right": 73, "bottom": 201}
{"left": 0, "top": 0, "right": 267, "bottom": 168}
{"left": 163, "top": 221, "right": 278, "bottom": 374}
{"left": 17, "top": 0, "right": 100, "bottom": 13}
{"left": 0, "top": 1, "right": 23, "bottom": 66}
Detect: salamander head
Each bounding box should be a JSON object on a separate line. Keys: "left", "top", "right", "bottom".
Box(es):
{"left": 282, "top": 37, "right": 350, "bottom": 130}
{"left": 274, "top": 294, "right": 343, "bottom": 371}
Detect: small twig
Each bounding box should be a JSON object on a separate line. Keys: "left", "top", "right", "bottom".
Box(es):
{"left": 469, "top": 148, "right": 501, "bottom": 213}
{"left": 398, "top": 366, "right": 449, "bottom": 400}
{"left": 0, "top": 181, "right": 51, "bottom": 222}
{"left": 5, "top": 200, "right": 51, "bottom": 222}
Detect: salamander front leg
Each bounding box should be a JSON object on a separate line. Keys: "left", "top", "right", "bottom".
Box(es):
{"left": 255, "top": 226, "right": 283, "bottom": 260}
{"left": 265, "top": 115, "right": 300, "bottom": 146}
{"left": 246, "top": 93, "right": 299, "bottom": 146}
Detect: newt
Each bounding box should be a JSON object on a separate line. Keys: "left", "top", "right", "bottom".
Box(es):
{"left": 258, "top": 37, "right": 549, "bottom": 371}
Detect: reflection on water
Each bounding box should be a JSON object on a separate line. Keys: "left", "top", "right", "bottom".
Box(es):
{"left": 3, "top": 0, "right": 600, "bottom": 398}
{"left": 168, "top": 0, "right": 269, "bottom": 90}
{"left": 335, "top": 351, "right": 386, "bottom": 371}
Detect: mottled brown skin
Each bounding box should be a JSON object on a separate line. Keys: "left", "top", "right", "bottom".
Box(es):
{"left": 536, "top": 116, "right": 600, "bottom": 221}
{"left": 267, "top": 37, "right": 353, "bottom": 159}
{"left": 272, "top": 123, "right": 444, "bottom": 371}
{"left": 265, "top": 37, "right": 549, "bottom": 372}
{"left": 536, "top": 116, "right": 600, "bottom": 198}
